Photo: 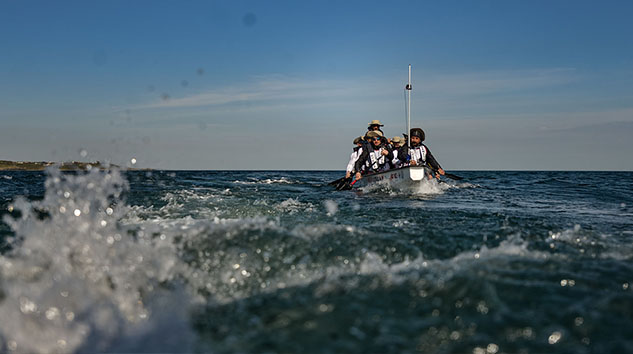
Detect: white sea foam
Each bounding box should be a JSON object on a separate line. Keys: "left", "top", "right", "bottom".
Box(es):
{"left": 359, "top": 177, "right": 451, "bottom": 196}
{"left": 0, "top": 168, "right": 196, "bottom": 353}
{"left": 275, "top": 198, "right": 315, "bottom": 214}
{"left": 233, "top": 177, "right": 297, "bottom": 185}
{"left": 1, "top": 175, "right": 12, "bottom": 180}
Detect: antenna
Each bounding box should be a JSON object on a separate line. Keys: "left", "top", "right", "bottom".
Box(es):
{"left": 406, "top": 64, "right": 412, "bottom": 148}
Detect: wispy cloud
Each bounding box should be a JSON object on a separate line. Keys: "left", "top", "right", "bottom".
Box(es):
{"left": 134, "top": 75, "right": 384, "bottom": 110}
{"left": 131, "top": 68, "right": 580, "bottom": 115}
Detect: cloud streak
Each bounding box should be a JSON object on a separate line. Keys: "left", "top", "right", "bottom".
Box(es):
{"left": 131, "top": 68, "right": 581, "bottom": 118}
{"left": 135, "top": 76, "right": 376, "bottom": 110}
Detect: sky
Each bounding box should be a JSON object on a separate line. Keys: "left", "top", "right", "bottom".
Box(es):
{"left": 1, "top": 0, "right": 632, "bottom": 170}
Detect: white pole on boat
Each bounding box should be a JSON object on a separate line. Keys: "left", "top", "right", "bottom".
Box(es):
{"left": 406, "top": 64, "right": 412, "bottom": 148}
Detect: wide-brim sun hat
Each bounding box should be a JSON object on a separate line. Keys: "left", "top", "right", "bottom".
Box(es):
{"left": 367, "top": 119, "right": 384, "bottom": 127}
{"left": 353, "top": 136, "right": 363, "bottom": 144}
{"left": 366, "top": 130, "right": 383, "bottom": 138}
{"left": 391, "top": 136, "right": 403, "bottom": 144}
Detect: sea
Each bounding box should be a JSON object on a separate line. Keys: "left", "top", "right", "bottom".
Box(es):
{"left": 0, "top": 168, "right": 632, "bottom": 353}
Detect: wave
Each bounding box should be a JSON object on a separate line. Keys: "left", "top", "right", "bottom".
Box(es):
{"left": 1, "top": 169, "right": 631, "bottom": 353}
{"left": 0, "top": 168, "right": 196, "bottom": 353}
{"left": 232, "top": 177, "right": 298, "bottom": 185}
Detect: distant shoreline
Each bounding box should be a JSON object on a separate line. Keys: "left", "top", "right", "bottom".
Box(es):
{"left": 0, "top": 160, "right": 143, "bottom": 171}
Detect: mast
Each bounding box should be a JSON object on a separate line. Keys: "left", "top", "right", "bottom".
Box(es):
{"left": 406, "top": 64, "right": 412, "bottom": 148}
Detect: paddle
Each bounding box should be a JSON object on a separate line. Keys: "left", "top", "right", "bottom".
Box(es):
{"left": 331, "top": 177, "right": 353, "bottom": 190}
{"left": 430, "top": 168, "right": 463, "bottom": 181}
{"left": 443, "top": 172, "right": 463, "bottom": 181}
{"left": 328, "top": 177, "right": 346, "bottom": 186}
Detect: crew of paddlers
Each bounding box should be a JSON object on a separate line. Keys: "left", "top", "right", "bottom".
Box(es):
{"left": 345, "top": 120, "right": 445, "bottom": 181}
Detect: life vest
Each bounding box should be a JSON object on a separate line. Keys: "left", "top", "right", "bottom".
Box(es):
{"left": 409, "top": 145, "right": 427, "bottom": 165}
{"left": 366, "top": 147, "right": 387, "bottom": 172}
{"left": 392, "top": 149, "right": 402, "bottom": 168}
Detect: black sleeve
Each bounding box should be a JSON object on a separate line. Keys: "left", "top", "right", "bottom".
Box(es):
{"left": 424, "top": 145, "right": 442, "bottom": 170}
{"left": 384, "top": 145, "right": 394, "bottom": 161}
{"left": 398, "top": 145, "right": 409, "bottom": 162}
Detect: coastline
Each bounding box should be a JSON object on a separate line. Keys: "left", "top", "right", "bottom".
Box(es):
{"left": 0, "top": 160, "right": 144, "bottom": 171}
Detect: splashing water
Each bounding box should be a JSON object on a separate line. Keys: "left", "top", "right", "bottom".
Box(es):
{"left": 0, "top": 168, "right": 193, "bottom": 353}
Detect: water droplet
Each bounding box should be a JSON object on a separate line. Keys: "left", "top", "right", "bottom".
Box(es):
{"left": 548, "top": 331, "right": 562, "bottom": 344}
{"left": 486, "top": 343, "right": 499, "bottom": 354}
{"left": 106, "top": 207, "right": 114, "bottom": 215}
{"left": 242, "top": 12, "right": 257, "bottom": 27}
{"left": 8, "top": 340, "right": 17, "bottom": 351}
{"left": 64, "top": 191, "right": 71, "bottom": 198}
{"left": 74, "top": 209, "right": 81, "bottom": 216}
{"left": 45, "top": 307, "right": 60, "bottom": 320}
{"left": 130, "top": 158, "right": 137, "bottom": 165}
{"left": 19, "top": 297, "right": 37, "bottom": 314}
{"left": 59, "top": 206, "right": 66, "bottom": 213}
{"left": 100, "top": 220, "right": 107, "bottom": 227}
{"left": 233, "top": 263, "right": 240, "bottom": 269}
{"left": 79, "top": 149, "right": 88, "bottom": 158}
{"left": 574, "top": 317, "right": 584, "bottom": 326}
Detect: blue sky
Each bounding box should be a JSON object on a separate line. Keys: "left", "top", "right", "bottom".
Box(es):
{"left": 1, "top": 0, "right": 632, "bottom": 170}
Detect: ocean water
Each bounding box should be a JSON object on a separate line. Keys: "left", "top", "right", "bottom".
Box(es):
{"left": 0, "top": 169, "right": 632, "bottom": 353}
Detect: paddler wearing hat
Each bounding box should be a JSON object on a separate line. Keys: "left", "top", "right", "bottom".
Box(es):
{"left": 353, "top": 130, "right": 393, "bottom": 180}
{"left": 390, "top": 136, "right": 405, "bottom": 168}
{"left": 345, "top": 136, "right": 365, "bottom": 179}
{"left": 367, "top": 120, "right": 385, "bottom": 136}
{"left": 407, "top": 128, "right": 445, "bottom": 179}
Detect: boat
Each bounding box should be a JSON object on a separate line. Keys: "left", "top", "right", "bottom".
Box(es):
{"left": 351, "top": 65, "right": 438, "bottom": 190}
{"left": 352, "top": 165, "right": 434, "bottom": 189}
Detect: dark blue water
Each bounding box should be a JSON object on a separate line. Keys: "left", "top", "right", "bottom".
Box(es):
{"left": 1, "top": 169, "right": 632, "bottom": 353}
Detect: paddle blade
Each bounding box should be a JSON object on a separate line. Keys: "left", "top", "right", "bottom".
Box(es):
{"left": 444, "top": 173, "right": 463, "bottom": 181}
{"left": 328, "top": 177, "right": 345, "bottom": 186}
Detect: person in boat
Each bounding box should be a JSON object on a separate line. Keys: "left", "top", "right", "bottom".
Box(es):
{"left": 345, "top": 136, "right": 364, "bottom": 179}
{"left": 408, "top": 128, "right": 445, "bottom": 179}
{"left": 390, "top": 136, "right": 405, "bottom": 168}
{"left": 354, "top": 131, "right": 393, "bottom": 180}
{"left": 367, "top": 120, "right": 385, "bottom": 136}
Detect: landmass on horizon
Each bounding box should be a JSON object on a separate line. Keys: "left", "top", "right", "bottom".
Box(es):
{"left": 0, "top": 160, "right": 147, "bottom": 171}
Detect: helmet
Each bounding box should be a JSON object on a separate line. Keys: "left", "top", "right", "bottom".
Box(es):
{"left": 409, "top": 128, "right": 425, "bottom": 141}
